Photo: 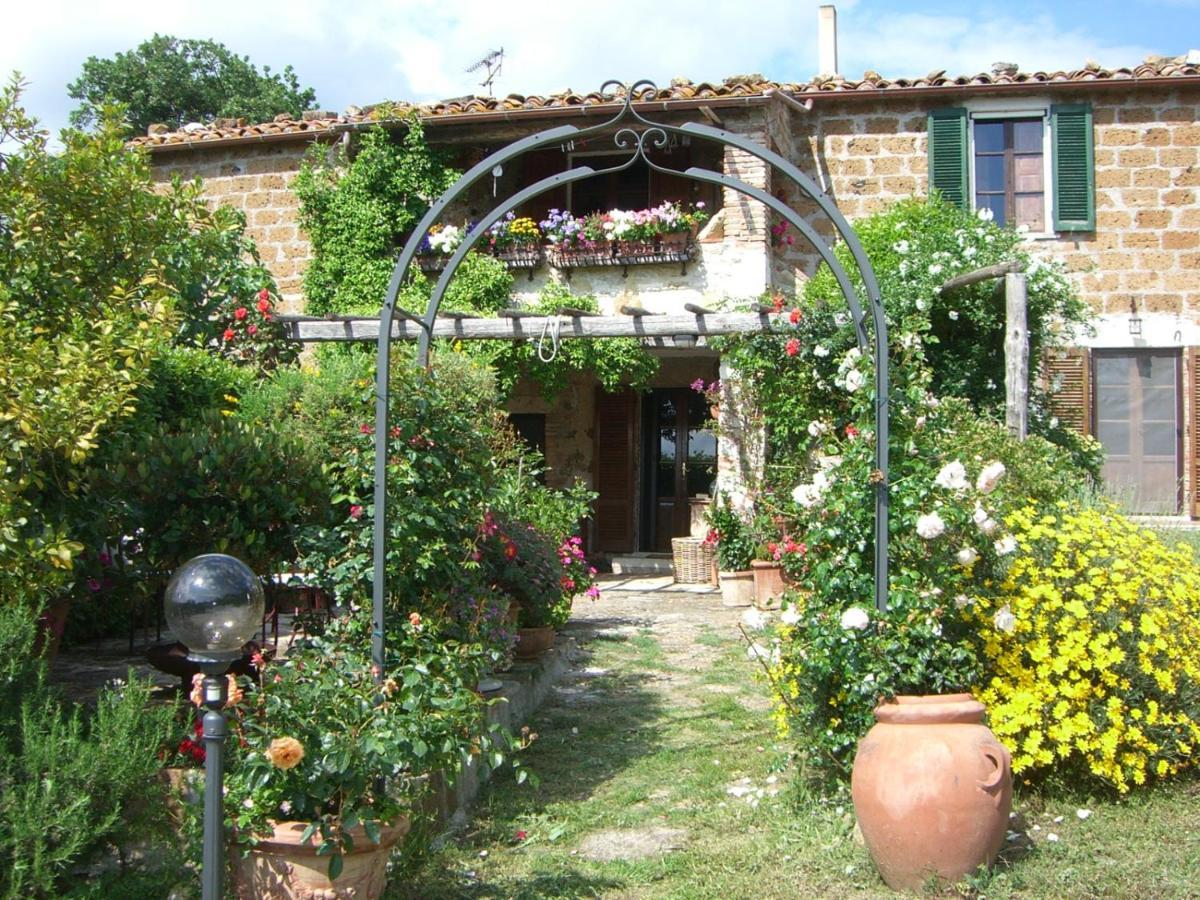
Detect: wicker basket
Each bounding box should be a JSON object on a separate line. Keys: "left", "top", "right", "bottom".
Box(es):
{"left": 672, "top": 537, "right": 717, "bottom": 585}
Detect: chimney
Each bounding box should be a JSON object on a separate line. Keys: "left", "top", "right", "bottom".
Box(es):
{"left": 818, "top": 5, "right": 839, "bottom": 77}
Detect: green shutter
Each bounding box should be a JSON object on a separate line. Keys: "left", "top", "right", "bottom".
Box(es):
{"left": 927, "top": 107, "right": 968, "bottom": 210}
{"left": 1051, "top": 103, "right": 1095, "bottom": 232}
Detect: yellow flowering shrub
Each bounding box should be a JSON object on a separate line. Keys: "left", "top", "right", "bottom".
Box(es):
{"left": 972, "top": 503, "right": 1200, "bottom": 791}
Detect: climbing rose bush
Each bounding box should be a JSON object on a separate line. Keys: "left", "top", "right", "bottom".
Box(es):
{"left": 970, "top": 505, "right": 1200, "bottom": 792}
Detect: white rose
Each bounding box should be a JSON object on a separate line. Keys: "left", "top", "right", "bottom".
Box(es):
{"left": 995, "top": 535, "right": 1018, "bottom": 556}
{"left": 934, "top": 461, "right": 969, "bottom": 492}
{"left": 814, "top": 345, "right": 830, "bottom": 358}
{"left": 780, "top": 605, "right": 802, "bottom": 626}
{"left": 916, "top": 512, "right": 946, "bottom": 540}
{"left": 948, "top": 309, "right": 959, "bottom": 320}
{"left": 893, "top": 240, "right": 910, "bottom": 255}
{"left": 808, "top": 420, "right": 829, "bottom": 438}
{"left": 928, "top": 263, "right": 943, "bottom": 276}
{"left": 817, "top": 454, "right": 842, "bottom": 470}
{"left": 993, "top": 604, "right": 1016, "bottom": 633}
{"left": 954, "top": 594, "right": 972, "bottom": 609}
{"left": 980, "top": 517, "right": 999, "bottom": 537}
{"left": 840, "top": 607, "right": 870, "bottom": 631}
{"left": 956, "top": 546, "right": 979, "bottom": 566}
{"left": 792, "top": 483, "right": 821, "bottom": 508}
{"left": 843, "top": 370, "right": 866, "bottom": 393}
{"left": 746, "top": 643, "right": 771, "bottom": 662}
{"left": 976, "top": 461, "right": 1007, "bottom": 495}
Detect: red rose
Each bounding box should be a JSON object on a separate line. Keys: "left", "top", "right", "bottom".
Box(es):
{"left": 845, "top": 424, "right": 859, "bottom": 439}
{"left": 222, "top": 328, "right": 235, "bottom": 342}
{"left": 360, "top": 423, "right": 372, "bottom": 434}
{"left": 789, "top": 308, "right": 801, "bottom": 324}
{"left": 785, "top": 338, "right": 800, "bottom": 357}
{"left": 247, "top": 324, "right": 258, "bottom": 336}
{"left": 258, "top": 288, "right": 270, "bottom": 303}
{"left": 234, "top": 307, "right": 248, "bottom": 321}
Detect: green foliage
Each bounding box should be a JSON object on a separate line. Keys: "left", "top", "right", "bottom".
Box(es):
{"left": 705, "top": 497, "right": 757, "bottom": 571}
{"left": 88, "top": 410, "right": 327, "bottom": 583}
{"left": 68, "top": 34, "right": 317, "bottom": 133}
{"left": 295, "top": 122, "right": 460, "bottom": 316}
{"left": 0, "top": 669, "right": 175, "bottom": 898}
{"left": 487, "top": 283, "right": 659, "bottom": 400}
{"left": 129, "top": 345, "right": 252, "bottom": 432}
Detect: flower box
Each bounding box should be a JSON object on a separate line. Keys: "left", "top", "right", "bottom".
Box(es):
{"left": 417, "top": 253, "right": 449, "bottom": 273}
{"left": 492, "top": 244, "right": 543, "bottom": 269}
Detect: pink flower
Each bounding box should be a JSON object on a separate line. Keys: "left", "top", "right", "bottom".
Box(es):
{"left": 845, "top": 424, "right": 859, "bottom": 439}
{"left": 586, "top": 585, "right": 600, "bottom": 599}
{"left": 256, "top": 298, "right": 271, "bottom": 313}
{"left": 234, "top": 307, "right": 248, "bottom": 321}
{"left": 515, "top": 830, "right": 528, "bottom": 842}
{"left": 258, "top": 288, "right": 270, "bottom": 303}
{"left": 785, "top": 338, "right": 800, "bottom": 357}
{"left": 350, "top": 504, "right": 364, "bottom": 519}
{"left": 247, "top": 324, "right": 258, "bottom": 336}
{"left": 86, "top": 577, "right": 101, "bottom": 592}
{"left": 359, "top": 423, "right": 372, "bottom": 434}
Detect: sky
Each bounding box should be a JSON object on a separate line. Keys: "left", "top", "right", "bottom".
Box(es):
{"left": 3, "top": 0, "right": 1198, "bottom": 137}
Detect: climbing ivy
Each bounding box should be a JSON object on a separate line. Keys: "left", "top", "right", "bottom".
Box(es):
{"left": 296, "top": 122, "right": 657, "bottom": 397}
{"left": 295, "top": 119, "right": 460, "bottom": 316}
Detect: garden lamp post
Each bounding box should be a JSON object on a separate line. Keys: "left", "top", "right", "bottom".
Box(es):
{"left": 164, "top": 554, "right": 263, "bottom": 900}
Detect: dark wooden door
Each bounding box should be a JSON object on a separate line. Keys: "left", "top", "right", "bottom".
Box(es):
{"left": 592, "top": 390, "right": 637, "bottom": 553}
{"left": 648, "top": 389, "right": 716, "bottom": 551}
{"left": 1094, "top": 350, "right": 1182, "bottom": 513}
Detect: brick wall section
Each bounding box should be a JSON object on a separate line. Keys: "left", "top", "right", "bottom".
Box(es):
{"left": 765, "top": 87, "right": 1200, "bottom": 319}
{"left": 148, "top": 142, "right": 316, "bottom": 314}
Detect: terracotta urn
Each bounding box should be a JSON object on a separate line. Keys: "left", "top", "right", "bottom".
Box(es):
{"left": 232, "top": 817, "right": 409, "bottom": 899}
{"left": 749, "top": 560, "right": 787, "bottom": 609}
{"left": 717, "top": 569, "right": 755, "bottom": 607}
{"left": 514, "top": 625, "right": 556, "bottom": 659}
{"left": 851, "top": 693, "right": 1012, "bottom": 891}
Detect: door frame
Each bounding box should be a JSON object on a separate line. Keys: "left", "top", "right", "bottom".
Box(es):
{"left": 1091, "top": 347, "right": 1184, "bottom": 514}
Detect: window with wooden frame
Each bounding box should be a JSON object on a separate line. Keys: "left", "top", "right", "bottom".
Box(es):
{"left": 928, "top": 103, "right": 1094, "bottom": 233}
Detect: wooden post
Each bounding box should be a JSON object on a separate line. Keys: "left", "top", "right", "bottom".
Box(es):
{"left": 1004, "top": 272, "right": 1028, "bottom": 440}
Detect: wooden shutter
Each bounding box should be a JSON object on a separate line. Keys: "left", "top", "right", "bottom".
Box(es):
{"left": 1044, "top": 348, "right": 1092, "bottom": 435}
{"left": 1051, "top": 103, "right": 1095, "bottom": 232}
{"left": 592, "top": 390, "right": 637, "bottom": 553}
{"left": 1189, "top": 348, "right": 1200, "bottom": 517}
{"left": 520, "top": 148, "right": 569, "bottom": 221}
{"left": 927, "top": 107, "right": 968, "bottom": 210}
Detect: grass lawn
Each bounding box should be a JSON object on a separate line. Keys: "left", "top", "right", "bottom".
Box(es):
{"left": 391, "top": 619, "right": 1200, "bottom": 898}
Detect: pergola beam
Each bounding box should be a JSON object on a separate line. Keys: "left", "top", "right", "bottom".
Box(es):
{"left": 280, "top": 311, "right": 783, "bottom": 343}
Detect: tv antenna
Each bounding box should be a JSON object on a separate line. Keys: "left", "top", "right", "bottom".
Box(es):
{"left": 466, "top": 48, "right": 504, "bottom": 96}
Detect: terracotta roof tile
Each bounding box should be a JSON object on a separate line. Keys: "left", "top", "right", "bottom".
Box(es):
{"left": 131, "top": 57, "right": 1200, "bottom": 150}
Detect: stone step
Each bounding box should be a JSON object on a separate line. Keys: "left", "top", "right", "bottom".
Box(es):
{"left": 610, "top": 553, "right": 674, "bottom": 575}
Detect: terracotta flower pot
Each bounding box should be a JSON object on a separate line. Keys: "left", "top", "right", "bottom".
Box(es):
{"left": 851, "top": 694, "right": 1012, "bottom": 891}
{"left": 514, "top": 625, "right": 556, "bottom": 659}
{"left": 750, "top": 560, "right": 788, "bottom": 609}
{"left": 232, "top": 818, "right": 409, "bottom": 899}
{"left": 717, "top": 570, "right": 755, "bottom": 607}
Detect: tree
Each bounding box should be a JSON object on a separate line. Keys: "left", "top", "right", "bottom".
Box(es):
{"left": 68, "top": 34, "right": 317, "bottom": 133}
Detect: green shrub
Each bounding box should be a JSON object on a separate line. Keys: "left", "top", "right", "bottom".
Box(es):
{"left": 0, "top": 673, "right": 175, "bottom": 898}
{"left": 972, "top": 504, "right": 1200, "bottom": 792}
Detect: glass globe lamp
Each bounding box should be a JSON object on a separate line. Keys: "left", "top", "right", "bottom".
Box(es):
{"left": 164, "top": 554, "right": 264, "bottom": 663}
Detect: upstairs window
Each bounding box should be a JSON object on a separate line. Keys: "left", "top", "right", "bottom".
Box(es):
{"left": 928, "top": 103, "right": 1094, "bottom": 233}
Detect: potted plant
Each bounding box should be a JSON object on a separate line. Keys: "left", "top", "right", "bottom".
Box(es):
{"left": 654, "top": 200, "right": 708, "bottom": 251}
{"left": 222, "top": 609, "right": 511, "bottom": 898}
{"left": 705, "top": 498, "right": 756, "bottom": 607}
{"left": 416, "top": 222, "right": 464, "bottom": 272}
{"left": 478, "top": 513, "right": 581, "bottom": 658}
{"left": 487, "top": 213, "right": 542, "bottom": 268}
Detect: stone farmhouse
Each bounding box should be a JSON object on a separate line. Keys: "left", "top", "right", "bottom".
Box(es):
{"left": 133, "top": 33, "right": 1200, "bottom": 559}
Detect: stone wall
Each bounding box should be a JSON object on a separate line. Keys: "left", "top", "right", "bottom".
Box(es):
{"left": 144, "top": 85, "right": 1199, "bottom": 323}
{"left": 148, "top": 141, "right": 316, "bottom": 313}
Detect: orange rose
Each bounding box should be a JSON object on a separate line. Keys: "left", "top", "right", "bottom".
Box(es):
{"left": 265, "top": 736, "right": 305, "bottom": 770}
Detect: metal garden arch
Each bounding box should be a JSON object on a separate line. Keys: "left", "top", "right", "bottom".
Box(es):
{"left": 368, "top": 80, "right": 890, "bottom": 672}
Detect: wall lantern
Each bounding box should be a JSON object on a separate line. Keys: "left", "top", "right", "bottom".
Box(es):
{"left": 1129, "top": 299, "right": 1143, "bottom": 337}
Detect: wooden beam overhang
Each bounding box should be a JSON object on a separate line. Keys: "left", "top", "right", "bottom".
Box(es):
{"left": 280, "top": 311, "right": 784, "bottom": 343}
